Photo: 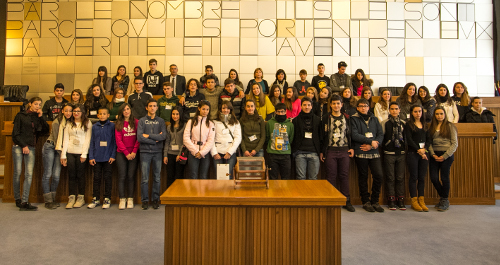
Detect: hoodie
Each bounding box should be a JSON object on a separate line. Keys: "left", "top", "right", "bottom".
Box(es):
{"left": 89, "top": 120, "right": 117, "bottom": 162}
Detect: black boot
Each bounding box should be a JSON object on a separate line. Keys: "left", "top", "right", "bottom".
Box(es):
{"left": 343, "top": 196, "right": 356, "bottom": 212}
{"left": 15, "top": 199, "right": 22, "bottom": 208}
{"left": 387, "top": 196, "right": 396, "bottom": 211}
{"left": 19, "top": 202, "right": 38, "bottom": 211}
{"left": 397, "top": 196, "right": 406, "bottom": 210}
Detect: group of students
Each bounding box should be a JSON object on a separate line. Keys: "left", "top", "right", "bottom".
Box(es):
{"left": 11, "top": 61, "right": 497, "bottom": 213}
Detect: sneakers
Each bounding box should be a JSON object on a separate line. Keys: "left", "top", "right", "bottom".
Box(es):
{"left": 387, "top": 196, "right": 397, "bottom": 211}
{"left": 363, "top": 202, "right": 375, "bottom": 212}
{"left": 119, "top": 198, "right": 126, "bottom": 210}
{"left": 372, "top": 202, "right": 385, "bottom": 212}
{"left": 152, "top": 200, "right": 160, "bottom": 210}
{"left": 15, "top": 199, "right": 22, "bottom": 208}
{"left": 437, "top": 198, "right": 450, "bottom": 212}
{"left": 397, "top": 197, "right": 406, "bottom": 210}
{"left": 102, "top": 198, "right": 111, "bottom": 209}
{"left": 435, "top": 199, "right": 442, "bottom": 209}
{"left": 142, "top": 202, "right": 149, "bottom": 210}
{"left": 19, "top": 202, "right": 38, "bottom": 211}
{"left": 343, "top": 200, "right": 356, "bottom": 212}
{"left": 127, "top": 198, "right": 134, "bottom": 209}
{"left": 66, "top": 195, "right": 76, "bottom": 209}
{"left": 73, "top": 195, "right": 85, "bottom": 208}
{"left": 87, "top": 197, "right": 100, "bottom": 209}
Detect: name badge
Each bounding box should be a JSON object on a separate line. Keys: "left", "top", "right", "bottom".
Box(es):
{"left": 249, "top": 135, "right": 257, "bottom": 141}
{"left": 73, "top": 139, "right": 80, "bottom": 145}
{"left": 165, "top": 105, "right": 172, "bottom": 110}
{"left": 419, "top": 143, "right": 425, "bottom": 149}
{"left": 407, "top": 114, "right": 410, "bottom": 119}
{"left": 100, "top": 141, "right": 107, "bottom": 147}
{"left": 365, "top": 132, "right": 373, "bottom": 138}
{"left": 171, "top": 145, "right": 179, "bottom": 151}
{"left": 333, "top": 133, "right": 340, "bottom": 138}
{"left": 190, "top": 112, "right": 195, "bottom": 117}
{"left": 222, "top": 129, "right": 229, "bottom": 135}
{"left": 305, "top": 132, "right": 313, "bottom": 138}
{"left": 90, "top": 111, "right": 97, "bottom": 116}
{"left": 340, "top": 85, "right": 345, "bottom": 89}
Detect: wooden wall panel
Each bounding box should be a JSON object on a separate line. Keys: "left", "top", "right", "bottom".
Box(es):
{"left": 164, "top": 206, "right": 340, "bottom": 265}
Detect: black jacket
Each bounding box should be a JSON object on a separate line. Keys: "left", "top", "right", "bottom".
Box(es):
{"left": 42, "top": 97, "right": 68, "bottom": 121}
{"left": 465, "top": 108, "right": 497, "bottom": 141}
{"left": 292, "top": 111, "right": 322, "bottom": 155}
{"left": 182, "top": 91, "right": 206, "bottom": 122}
{"left": 381, "top": 118, "right": 406, "bottom": 155}
{"left": 321, "top": 112, "right": 352, "bottom": 155}
{"left": 128, "top": 92, "right": 152, "bottom": 119}
{"left": 219, "top": 89, "right": 246, "bottom": 120}
{"left": 164, "top": 75, "right": 187, "bottom": 96}
{"left": 12, "top": 111, "right": 49, "bottom": 148}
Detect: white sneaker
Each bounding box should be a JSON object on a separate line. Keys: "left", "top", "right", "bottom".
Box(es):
{"left": 118, "top": 198, "right": 126, "bottom": 210}
{"left": 102, "top": 198, "right": 111, "bottom": 209}
{"left": 87, "top": 197, "right": 100, "bottom": 209}
{"left": 127, "top": 198, "right": 134, "bottom": 209}
{"left": 66, "top": 195, "right": 75, "bottom": 209}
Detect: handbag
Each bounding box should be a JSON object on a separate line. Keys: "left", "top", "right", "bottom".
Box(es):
{"left": 178, "top": 146, "right": 188, "bottom": 165}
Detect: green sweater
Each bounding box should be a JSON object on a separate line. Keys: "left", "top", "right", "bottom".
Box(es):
{"left": 157, "top": 95, "right": 180, "bottom": 122}
{"left": 109, "top": 101, "right": 125, "bottom": 121}
{"left": 265, "top": 117, "right": 294, "bottom": 154}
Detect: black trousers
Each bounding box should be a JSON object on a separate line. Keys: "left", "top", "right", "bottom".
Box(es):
{"left": 166, "top": 153, "right": 186, "bottom": 188}
{"left": 267, "top": 153, "right": 291, "bottom": 180}
{"left": 407, "top": 152, "right": 428, "bottom": 198}
{"left": 92, "top": 161, "right": 113, "bottom": 199}
{"left": 67, "top": 153, "right": 86, "bottom": 195}
{"left": 383, "top": 154, "right": 406, "bottom": 197}
{"left": 355, "top": 157, "right": 383, "bottom": 204}
{"left": 116, "top": 152, "right": 138, "bottom": 198}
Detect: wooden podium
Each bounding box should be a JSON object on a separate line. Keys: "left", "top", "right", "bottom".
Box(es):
{"left": 160, "top": 180, "right": 346, "bottom": 265}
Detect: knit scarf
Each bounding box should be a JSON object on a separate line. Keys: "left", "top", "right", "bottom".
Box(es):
{"left": 390, "top": 116, "right": 403, "bottom": 148}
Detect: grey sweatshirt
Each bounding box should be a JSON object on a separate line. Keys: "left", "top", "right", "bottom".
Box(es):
{"left": 428, "top": 123, "right": 458, "bottom": 160}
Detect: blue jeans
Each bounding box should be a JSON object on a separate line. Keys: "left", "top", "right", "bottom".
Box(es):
{"left": 140, "top": 152, "right": 162, "bottom": 202}
{"left": 213, "top": 153, "right": 237, "bottom": 179}
{"left": 187, "top": 153, "right": 211, "bottom": 179}
{"left": 12, "top": 145, "right": 36, "bottom": 202}
{"left": 42, "top": 141, "right": 62, "bottom": 194}
{"left": 294, "top": 152, "right": 320, "bottom": 180}
{"left": 254, "top": 149, "right": 264, "bottom": 157}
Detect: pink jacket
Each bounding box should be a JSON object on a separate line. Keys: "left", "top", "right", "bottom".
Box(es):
{"left": 115, "top": 119, "right": 140, "bottom": 156}
{"left": 183, "top": 116, "right": 215, "bottom": 157}
{"left": 285, "top": 98, "right": 301, "bottom": 119}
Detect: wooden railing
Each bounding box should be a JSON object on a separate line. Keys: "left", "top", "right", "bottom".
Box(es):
{"left": 2, "top": 120, "right": 496, "bottom": 205}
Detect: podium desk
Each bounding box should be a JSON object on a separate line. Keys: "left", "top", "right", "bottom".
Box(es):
{"left": 160, "top": 179, "right": 346, "bottom": 265}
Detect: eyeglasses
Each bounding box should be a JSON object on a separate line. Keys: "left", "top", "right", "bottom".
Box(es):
{"left": 357, "top": 105, "right": 369, "bottom": 108}
{"left": 73, "top": 110, "right": 82, "bottom": 113}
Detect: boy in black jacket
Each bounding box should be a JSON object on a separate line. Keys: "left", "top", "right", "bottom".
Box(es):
{"left": 143, "top": 58, "right": 164, "bottom": 95}
{"left": 42, "top": 83, "right": 68, "bottom": 121}
{"left": 292, "top": 97, "right": 322, "bottom": 180}
{"left": 351, "top": 99, "right": 384, "bottom": 213}
{"left": 465, "top": 97, "right": 497, "bottom": 143}
{"left": 381, "top": 102, "right": 406, "bottom": 211}
{"left": 320, "top": 95, "right": 355, "bottom": 212}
